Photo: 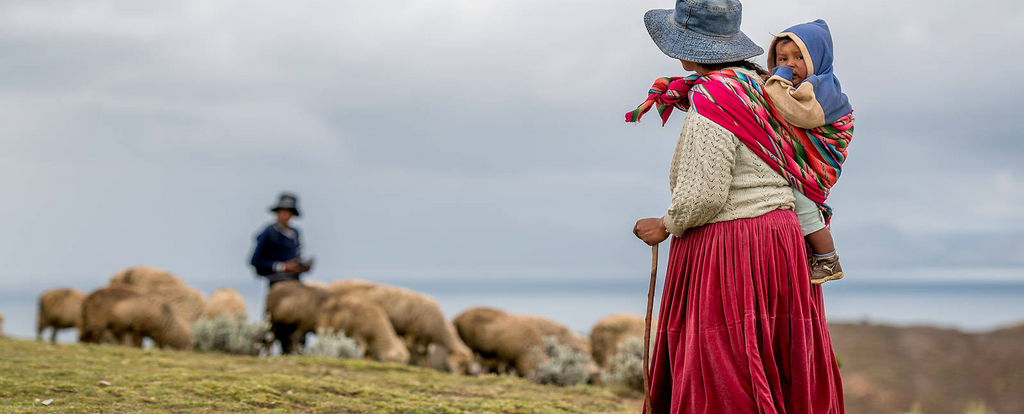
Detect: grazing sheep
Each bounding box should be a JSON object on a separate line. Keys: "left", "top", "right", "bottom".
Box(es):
{"left": 265, "top": 280, "right": 330, "bottom": 354}
{"left": 590, "top": 313, "right": 655, "bottom": 369}
{"left": 79, "top": 285, "right": 192, "bottom": 350}
{"left": 317, "top": 295, "right": 410, "bottom": 364}
{"left": 303, "top": 280, "right": 329, "bottom": 290}
{"left": 522, "top": 315, "right": 590, "bottom": 353}
{"left": 325, "top": 279, "right": 378, "bottom": 297}
{"left": 454, "top": 307, "right": 547, "bottom": 377}
{"left": 37, "top": 288, "right": 86, "bottom": 343}
{"left": 109, "top": 266, "right": 206, "bottom": 323}
{"left": 474, "top": 353, "right": 513, "bottom": 375}
{"left": 329, "top": 280, "right": 475, "bottom": 374}
{"left": 202, "top": 288, "right": 248, "bottom": 322}
{"left": 109, "top": 266, "right": 182, "bottom": 290}
{"left": 523, "top": 315, "right": 600, "bottom": 383}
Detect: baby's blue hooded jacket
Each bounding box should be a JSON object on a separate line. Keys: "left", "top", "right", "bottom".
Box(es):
{"left": 766, "top": 19, "right": 852, "bottom": 129}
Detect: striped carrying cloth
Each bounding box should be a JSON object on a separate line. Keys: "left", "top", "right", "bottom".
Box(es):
{"left": 626, "top": 69, "right": 854, "bottom": 223}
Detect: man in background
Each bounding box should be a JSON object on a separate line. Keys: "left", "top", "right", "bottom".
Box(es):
{"left": 250, "top": 193, "right": 313, "bottom": 286}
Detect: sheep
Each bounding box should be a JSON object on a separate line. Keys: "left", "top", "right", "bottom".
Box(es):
{"left": 325, "top": 279, "right": 377, "bottom": 297}
{"left": 109, "top": 266, "right": 183, "bottom": 290}
{"left": 202, "top": 288, "right": 248, "bottom": 322}
{"left": 302, "top": 280, "right": 329, "bottom": 290}
{"left": 79, "top": 285, "right": 192, "bottom": 350}
{"left": 523, "top": 314, "right": 601, "bottom": 383}
{"left": 317, "top": 295, "right": 410, "bottom": 364}
{"left": 328, "top": 279, "right": 476, "bottom": 374}
{"left": 109, "top": 266, "right": 206, "bottom": 323}
{"left": 37, "top": 288, "right": 86, "bottom": 343}
{"left": 453, "top": 307, "right": 547, "bottom": 378}
{"left": 590, "top": 313, "right": 655, "bottom": 369}
{"left": 522, "top": 315, "right": 590, "bottom": 353}
{"left": 265, "top": 280, "right": 331, "bottom": 354}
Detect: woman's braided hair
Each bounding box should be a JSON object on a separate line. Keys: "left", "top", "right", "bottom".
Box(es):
{"left": 700, "top": 60, "right": 770, "bottom": 78}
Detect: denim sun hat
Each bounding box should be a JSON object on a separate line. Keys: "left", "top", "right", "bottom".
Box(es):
{"left": 269, "top": 192, "right": 301, "bottom": 217}
{"left": 644, "top": 0, "right": 763, "bottom": 64}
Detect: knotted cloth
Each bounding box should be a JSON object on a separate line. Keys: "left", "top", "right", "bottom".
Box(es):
{"left": 626, "top": 69, "right": 854, "bottom": 223}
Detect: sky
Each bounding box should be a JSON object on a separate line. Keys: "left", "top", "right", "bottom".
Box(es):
{"left": 1, "top": 0, "right": 1023, "bottom": 336}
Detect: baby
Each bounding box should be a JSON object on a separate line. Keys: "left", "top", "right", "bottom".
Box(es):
{"left": 765, "top": 19, "right": 854, "bottom": 284}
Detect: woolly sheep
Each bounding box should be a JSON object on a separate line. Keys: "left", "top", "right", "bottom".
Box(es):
{"left": 37, "top": 288, "right": 86, "bottom": 343}
{"left": 265, "top": 280, "right": 331, "bottom": 354}
{"left": 523, "top": 315, "right": 600, "bottom": 382}
{"left": 453, "top": 307, "right": 547, "bottom": 377}
{"left": 303, "top": 280, "right": 329, "bottom": 290}
{"left": 202, "top": 287, "right": 248, "bottom": 322}
{"left": 590, "top": 313, "right": 656, "bottom": 369}
{"left": 79, "top": 285, "right": 193, "bottom": 350}
{"left": 109, "top": 266, "right": 206, "bottom": 323}
{"left": 328, "top": 279, "right": 476, "bottom": 374}
{"left": 325, "top": 279, "right": 377, "bottom": 297}
{"left": 317, "top": 295, "right": 410, "bottom": 363}
{"left": 522, "top": 315, "right": 590, "bottom": 353}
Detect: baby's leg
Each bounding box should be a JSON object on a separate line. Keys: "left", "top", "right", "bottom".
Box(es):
{"left": 806, "top": 228, "right": 836, "bottom": 256}
{"left": 792, "top": 190, "right": 836, "bottom": 256}
{"left": 793, "top": 190, "right": 844, "bottom": 283}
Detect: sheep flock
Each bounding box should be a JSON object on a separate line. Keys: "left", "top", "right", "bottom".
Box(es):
{"left": 30, "top": 266, "right": 652, "bottom": 389}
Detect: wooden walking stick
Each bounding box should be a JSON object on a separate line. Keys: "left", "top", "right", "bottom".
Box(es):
{"left": 643, "top": 244, "right": 658, "bottom": 414}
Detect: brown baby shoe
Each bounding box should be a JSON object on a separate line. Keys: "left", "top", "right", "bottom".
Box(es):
{"left": 810, "top": 254, "right": 844, "bottom": 284}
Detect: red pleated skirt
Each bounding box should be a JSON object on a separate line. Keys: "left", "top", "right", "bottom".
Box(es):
{"left": 646, "top": 209, "right": 844, "bottom": 414}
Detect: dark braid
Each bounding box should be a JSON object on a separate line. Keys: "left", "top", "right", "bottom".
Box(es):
{"left": 701, "top": 60, "right": 770, "bottom": 78}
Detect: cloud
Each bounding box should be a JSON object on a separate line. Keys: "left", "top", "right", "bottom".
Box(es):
{"left": 0, "top": 0, "right": 1020, "bottom": 304}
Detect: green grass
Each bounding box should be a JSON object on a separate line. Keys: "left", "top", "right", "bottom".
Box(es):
{"left": 0, "top": 338, "right": 638, "bottom": 413}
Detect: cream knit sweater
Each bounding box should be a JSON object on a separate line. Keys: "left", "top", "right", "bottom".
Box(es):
{"left": 664, "top": 107, "right": 796, "bottom": 236}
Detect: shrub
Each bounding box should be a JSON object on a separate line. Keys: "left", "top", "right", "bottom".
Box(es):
{"left": 301, "top": 328, "right": 363, "bottom": 360}
{"left": 606, "top": 336, "right": 650, "bottom": 391}
{"left": 528, "top": 336, "right": 592, "bottom": 387}
{"left": 191, "top": 316, "right": 271, "bottom": 356}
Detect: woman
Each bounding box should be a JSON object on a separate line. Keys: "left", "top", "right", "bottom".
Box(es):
{"left": 630, "top": 1, "right": 844, "bottom": 412}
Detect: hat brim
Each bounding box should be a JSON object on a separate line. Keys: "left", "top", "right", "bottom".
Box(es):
{"left": 644, "top": 9, "right": 764, "bottom": 64}
{"left": 271, "top": 207, "right": 301, "bottom": 217}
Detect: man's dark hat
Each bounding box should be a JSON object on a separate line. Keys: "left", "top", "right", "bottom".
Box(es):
{"left": 269, "top": 193, "right": 301, "bottom": 217}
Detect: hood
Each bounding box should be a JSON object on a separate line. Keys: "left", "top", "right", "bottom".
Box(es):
{"left": 767, "top": 19, "right": 835, "bottom": 78}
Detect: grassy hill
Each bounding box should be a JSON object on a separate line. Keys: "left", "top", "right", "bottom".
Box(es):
{"left": 0, "top": 338, "right": 639, "bottom": 413}
{"left": 5, "top": 322, "right": 1022, "bottom": 414}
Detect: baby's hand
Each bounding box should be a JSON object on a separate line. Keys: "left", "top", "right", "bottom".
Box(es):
{"left": 771, "top": 66, "right": 795, "bottom": 82}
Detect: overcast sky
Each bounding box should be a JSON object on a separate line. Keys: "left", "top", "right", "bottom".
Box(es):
{"left": 1, "top": 0, "right": 1022, "bottom": 304}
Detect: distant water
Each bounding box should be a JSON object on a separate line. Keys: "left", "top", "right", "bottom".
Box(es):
{"left": 3, "top": 280, "right": 1023, "bottom": 343}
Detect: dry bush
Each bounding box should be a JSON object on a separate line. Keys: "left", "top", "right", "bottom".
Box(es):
{"left": 527, "top": 336, "right": 592, "bottom": 387}
{"left": 301, "top": 328, "right": 364, "bottom": 360}
{"left": 606, "top": 336, "right": 647, "bottom": 391}
{"left": 191, "top": 316, "right": 271, "bottom": 356}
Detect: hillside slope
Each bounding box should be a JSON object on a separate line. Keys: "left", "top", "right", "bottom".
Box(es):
{"left": 831, "top": 322, "right": 1024, "bottom": 414}
{"left": 0, "top": 338, "right": 635, "bottom": 414}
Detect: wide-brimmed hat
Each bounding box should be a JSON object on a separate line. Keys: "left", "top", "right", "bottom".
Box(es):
{"left": 644, "top": 0, "right": 763, "bottom": 64}
{"left": 269, "top": 193, "right": 301, "bottom": 217}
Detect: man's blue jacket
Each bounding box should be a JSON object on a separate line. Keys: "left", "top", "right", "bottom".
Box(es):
{"left": 250, "top": 224, "right": 301, "bottom": 276}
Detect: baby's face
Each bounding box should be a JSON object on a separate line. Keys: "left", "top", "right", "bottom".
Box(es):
{"left": 774, "top": 40, "right": 808, "bottom": 85}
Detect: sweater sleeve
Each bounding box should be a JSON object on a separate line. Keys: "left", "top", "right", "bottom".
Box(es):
{"left": 765, "top": 66, "right": 827, "bottom": 129}
{"left": 250, "top": 227, "right": 278, "bottom": 275}
{"left": 664, "top": 111, "right": 738, "bottom": 236}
